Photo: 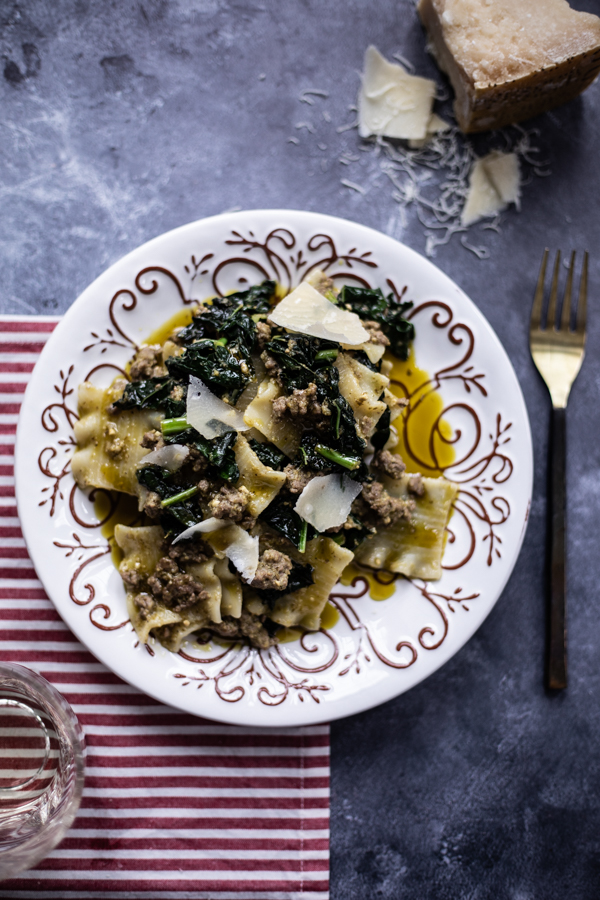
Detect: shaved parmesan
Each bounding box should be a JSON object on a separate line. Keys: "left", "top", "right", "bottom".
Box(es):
{"left": 342, "top": 341, "right": 386, "bottom": 364}
{"left": 172, "top": 518, "right": 259, "bottom": 582}
{"left": 461, "top": 151, "right": 520, "bottom": 226}
{"left": 269, "top": 282, "right": 368, "bottom": 346}
{"left": 137, "top": 443, "right": 189, "bottom": 472}
{"left": 171, "top": 517, "right": 228, "bottom": 544}
{"left": 408, "top": 112, "right": 450, "bottom": 148}
{"left": 358, "top": 45, "right": 436, "bottom": 141}
{"left": 186, "top": 375, "right": 248, "bottom": 439}
{"left": 294, "top": 474, "right": 362, "bottom": 533}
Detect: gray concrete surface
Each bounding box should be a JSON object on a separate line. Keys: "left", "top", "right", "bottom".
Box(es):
{"left": 1, "top": 1, "right": 600, "bottom": 897}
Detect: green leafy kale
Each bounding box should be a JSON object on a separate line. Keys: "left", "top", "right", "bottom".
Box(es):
{"left": 112, "top": 377, "right": 185, "bottom": 418}
{"left": 166, "top": 339, "right": 248, "bottom": 402}
{"left": 264, "top": 334, "right": 340, "bottom": 393}
{"left": 371, "top": 401, "right": 390, "bottom": 452}
{"left": 335, "top": 515, "right": 373, "bottom": 552}
{"left": 248, "top": 437, "right": 286, "bottom": 471}
{"left": 255, "top": 559, "right": 314, "bottom": 608}
{"left": 339, "top": 285, "right": 415, "bottom": 361}
{"left": 260, "top": 498, "right": 317, "bottom": 549}
{"left": 164, "top": 430, "right": 239, "bottom": 483}
{"left": 136, "top": 465, "right": 201, "bottom": 534}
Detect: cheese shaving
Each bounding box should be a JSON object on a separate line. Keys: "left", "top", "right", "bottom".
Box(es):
{"left": 294, "top": 474, "right": 363, "bottom": 532}
{"left": 137, "top": 444, "right": 189, "bottom": 472}
{"left": 461, "top": 151, "right": 520, "bottom": 226}
{"left": 186, "top": 375, "right": 248, "bottom": 439}
{"left": 269, "top": 282, "right": 369, "bottom": 346}
{"left": 358, "top": 45, "right": 437, "bottom": 141}
{"left": 172, "top": 517, "right": 259, "bottom": 581}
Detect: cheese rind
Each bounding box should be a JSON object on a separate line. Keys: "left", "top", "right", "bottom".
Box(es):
{"left": 418, "top": 0, "right": 600, "bottom": 133}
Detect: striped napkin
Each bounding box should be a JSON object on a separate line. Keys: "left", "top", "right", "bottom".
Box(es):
{"left": 0, "top": 318, "right": 330, "bottom": 900}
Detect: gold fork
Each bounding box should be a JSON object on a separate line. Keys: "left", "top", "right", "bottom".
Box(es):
{"left": 530, "top": 249, "right": 588, "bottom": 691}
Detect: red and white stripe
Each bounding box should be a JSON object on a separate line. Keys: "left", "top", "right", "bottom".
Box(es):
{"left": 0, "top": 318, "right": 330, "bottom": 900}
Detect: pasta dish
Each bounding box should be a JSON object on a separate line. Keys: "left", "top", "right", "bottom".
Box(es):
{"left": 71, "top": 272, "right": 457, "bottom": 651}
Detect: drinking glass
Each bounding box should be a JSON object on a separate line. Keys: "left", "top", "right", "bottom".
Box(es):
{"left": 0, "top": 663, "right": 86, "bottom": 880}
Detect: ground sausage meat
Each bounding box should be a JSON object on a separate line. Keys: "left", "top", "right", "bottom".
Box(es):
{"left": 408, "top": 473, "right": 425, "bottom": 497}
{"left": 141, "top": 429, "right": 165, "bottom": 450}
{"left": 256, "top": 321, "right": 272, "bottom": 350}
{"left": 147, "top": 557, "right": 209, "bottom": 612}
{"left": 141, "top": 490, "right": 162, "bottom": 519}
{"left": 251, "top": 549, "right": 293, "bottom": 591}
{"left": 272, "top": 383, "right": 330, "bottom": 419}
{"left": 283, "top": 464, "right": 319, "bottom": 494}
{"left": 167, "top": 535, "right": 212, "bottom": 566}
{"left": 362, "top": 320, "right": 390, "bottom": 347}
{"left": 200, "top": 610, "right": 276, "bottom": 650}
{"left": 356, "top": 480, "right": 414, "bottom": 527}
{"left": 132, "top": 592, "right": 156, "bottom": 620}
{"left": 372, "top": 449, "right": 406, "bottom": 480}
{"left": 129, "top": 345, "right": 167, "bottom": 381}
{"left": 208, "top": 484, "right": 252, "bottom": 521}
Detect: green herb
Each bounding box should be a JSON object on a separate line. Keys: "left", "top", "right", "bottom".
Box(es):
{"left": 339, "top": 285, "right": 415, "bottom": 361}
{"left": 161, "top": 485, "right": 199, "bottom": 507}
{"left": 248, "top": 437, "right": 286, "bottom": 470}
{"left": 315, "top": 445, "right": 361, "bottom": 470}
{"left": 213, "top": 337, "right": 227, "bottom": 347}
{"left": 161, "top": 416, "right": 189, "bottom": 436}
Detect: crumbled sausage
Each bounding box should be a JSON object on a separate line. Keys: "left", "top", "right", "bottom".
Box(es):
{"left": 256, "top": 321, "right": 272, "bottom": 350}
{"left": 283, "top": 464, "right": 319, "bottom": 494}
{"left": 147, "top": 557, "right": 209, "bottom": 612}
{"left": 132, "top": 592, "right": 156, "bottom": 620}
{"left": 141, "top": 430, "right": 165, "bottom": 450}
{"left": 208, "top": 484, "right": 252, "bottom": 521}
{"left": 372, "top": 449, "right": 406, "bottom": 480}
{"left": 261, "top": 350, "right": 282, "bottom": 380}
{"left": 251, "top": 549, "right": 293, "bottom": 591}
{"left": 273, "top": 383, "right": 329, "bottom": 419}
{"left": 169, "top": 384, "right": 185, "bottom": 403}
{"left": 167, "top": 535, "right": 212, "bottom": 566}
{"left": 355, "top": 480, "right": 414, "bottom": 527}
{"left": 362, "top": 320, "right": 390, "bottom": 347}
{"left": 121, "top": 567, "right": 143, "bottom": 590}
{"left": 103, "top": 422, "right": 126, "bottom": 459}
{"left": 200, "top": 610, "right": 276, "bottom": 650}
{"left": 129, "top": 345, "right": 166, "bottom": 381}
{"left": 408, "top": 473, "right": 425, "bottom": 497}
{"left": 142, "top": 490, "right": 162, "bottom": 519}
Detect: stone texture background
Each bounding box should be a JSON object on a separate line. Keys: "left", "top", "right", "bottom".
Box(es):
{"left": 1, "top": 1, "right": 599, "bottom": 897}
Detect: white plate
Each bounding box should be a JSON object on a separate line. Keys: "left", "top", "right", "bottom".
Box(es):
{"left": 15, "top": 210, "right": 533, "bottom": 727}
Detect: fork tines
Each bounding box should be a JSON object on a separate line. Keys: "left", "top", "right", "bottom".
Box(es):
{"left": 530, "top": 249, "right": 588, "bottom": 335}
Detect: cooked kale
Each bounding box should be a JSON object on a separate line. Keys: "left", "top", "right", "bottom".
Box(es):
{"left": 136, "top": 465, "right": 201, "bottom": 534}
{"left": 213, "top": 281, "right": 276, "bottom": 315}
{"left": 339, "top": 285, "right": 415, "bottom": 361}
{"left": 336, "top": 515, "right": 373, "bottom": 552}
{"left": 371, "top": 401, "right": 391, "bottom": 452}
{"left": 112, "top": 377, "right": 185, "bottom": 417}
{"left": 260, "top": 498, "right": 317, "bottom": 549}
{"left": 255, "top": 559, "right": 314, "bottom": 607}
{"left": 264, "top": 334, "right": 340, "bottom": 393}
{"left": 164, "top": 429, "right": 239, "bottom": 483}
{"left": 166, "top": 339, "right": 248, "bottom": 402}
{"left": 248, "top": 437, "right": 286, "bottom": 470}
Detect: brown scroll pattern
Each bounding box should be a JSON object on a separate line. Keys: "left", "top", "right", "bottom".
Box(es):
{"left": 37, "top": 222, "right": 515, "bottom": 705}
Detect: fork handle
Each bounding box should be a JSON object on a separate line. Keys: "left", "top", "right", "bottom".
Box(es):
{"left": 548, "top": 406, "right": 567, "bottom": 690}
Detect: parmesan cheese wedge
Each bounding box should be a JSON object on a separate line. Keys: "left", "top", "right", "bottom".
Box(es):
{"left": 294, "top": 474, "right": 362, "bottom": 533}
{"left": 461, "top": 151, "right": 520, "bottom": 226}
{"left": 269, "top": 282, "right": 369, "bottom": 346}
{"left": 358, "top": 45, "right": 437, "bottom": 141}
{"left": 186, "top": 375, "right": 248, "bottom": 439}
{"left": 137, "top": 443, "right": 189, "bottom": 472}
{"left": 418, "top": 0, "right": 600, "bottom": 133}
